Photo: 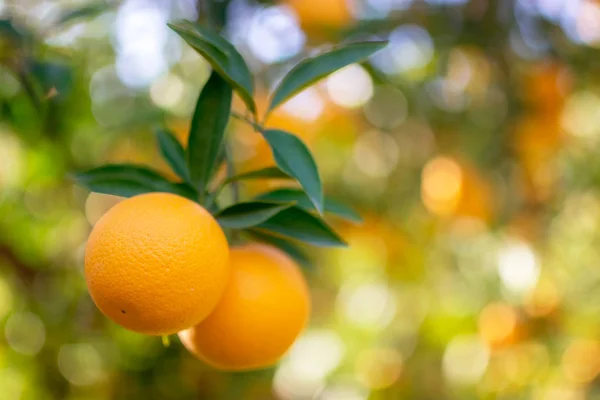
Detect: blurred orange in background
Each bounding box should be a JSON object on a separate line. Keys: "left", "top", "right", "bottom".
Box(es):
{"left": 421, "top": 156, "right": 494, "bottom": 223}
{"left": 284, "top": 0, "right": 353, "bottom": 38}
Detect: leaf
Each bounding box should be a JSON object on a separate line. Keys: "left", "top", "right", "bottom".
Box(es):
{"left": 216, "top": 201, "right": 295, "bottom": 229}
{"left": 247, "top": 229, "right": 312, "bottom": 269}
{"left": 257, "top": 188, "right": 362, "bottom": 223}
{"left": 261, "top": 129, "right": 323, "bottom": 214}
{"left": 223, "top": 167, "right": 291, "bottom": 184}
{"left": 187, "top": 72, "right": 232, "bottom": 198}
{"left": 31, "top": 61, "right": 73, "bottom": 99}
{"left": 256, "top": 206, "right": 347, "bottom": 247}
{"left": 74, "top": 164, "right": 197, "bottom": 200}
{"left": 155, "top": 128, "right": 189, "bottom": 182}
{"left": 268, "top": 41, "right": 387, "bottom": 114}
{"left": 55, "top": 2, "right": 110, "bottom": 26}
{"left": 168, "top": 20, "right": 256, "bottom": 115}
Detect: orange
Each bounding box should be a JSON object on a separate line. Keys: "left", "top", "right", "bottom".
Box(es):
{"left": 85, "top": 192, "right": 230, "bottom": 335}
{"left": 178, "top": 244, "right": 310, "bottom": 371}
{"left": 285, "top": 0, "right": 352, "bottom": 31}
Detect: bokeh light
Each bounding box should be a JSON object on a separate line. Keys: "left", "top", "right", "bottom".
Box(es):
{"left": 497, "top": 241, "right": 540, "bottom": 294}
{"left": 5, "top": 312, "right": 46, "bottom": 356}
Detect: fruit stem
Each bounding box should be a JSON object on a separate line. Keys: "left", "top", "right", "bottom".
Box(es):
{"left": 161, "top": 335, "right": 170, "bottom": 347}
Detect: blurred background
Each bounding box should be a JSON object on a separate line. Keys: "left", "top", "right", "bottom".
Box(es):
{"left": 2, "top": 0, "right": 600, "bottom": 398}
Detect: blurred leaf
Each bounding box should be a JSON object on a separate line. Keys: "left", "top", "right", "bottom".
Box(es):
{"left": 168, "top": 20, "right": 256, "bottom": 115}
{"left": 0, "top": 19, "right": 26, "bottom": 43}
{"left": 187, "top": 72, "right": 232, "bottom": 199}
{"left": 55, "top": 2, "right": 110, "bottom": 26}
{"left": 74, "top": 164, "right": 197, "bottom": 200}
{"left": 216, "top": 201, "right": 295, "bottom": 229}
{"left": 262, "top": 129, "right": 323, "bottom": 214}
{"left": 247, "top": 229, "right": 312, "bottom": 269}
{"left": 267, "top": 41, "right": 387, "bottom": 114}
{"left": 31, "top": 61, "right": 73, "bottom": 99}
{"left": 155, "top": 128, "right": 189, "bottom": 183}
{"left": 223, "top": 166, "right": 291, "bottom": 184}
{"left": 257, "top": 206, "right": 346, "bottom": 247}
{"left": 257, "top": 188, "right": 362, "bottom": 223}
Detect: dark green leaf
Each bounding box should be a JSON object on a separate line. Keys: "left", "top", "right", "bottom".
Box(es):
{"left": 257, "top": 207, "right": 346, "bottom": 247}
{"left": 31, "top": 61, "right": 73, "bottom": 99}
{"left": 216, "top": 201, "right": 295, "bottom": 229}
{"left": 247, "top": 229, "right": 312, "bottom": 269}
{"left": 223, "top": 167, "right": 291, "bottom": 184}
{"left": 268, "top": 41, "right": 387, "bottom": 114}
{"left": 188, "top": 72, "right": 232, "bottom": 198}
{"left": 262, "top": 129, "right": 323, "bottom": 214}
{"left": 0, "top": 19, "right": 27, "bottom": 43}
{"left": 73, "top": 164, "right": 197, "bottom": 200}
{"left": 168, "top": 20, "right": 256, "bottom": 115}
{"left": 257, "top": 188, "right": 362, "bottom": 223}
{"left": 55, "top": 2, "right": 110, "bottom": 26}
{"left": 155, "top": 128, "right": 189, "bottom": 182}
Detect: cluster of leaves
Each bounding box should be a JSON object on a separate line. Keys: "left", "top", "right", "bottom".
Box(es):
{"left": 75, "top": 20, "right": 385, "bottom": 263}
{"left": 1, "top": 2, "right": 114, "bottom": 136}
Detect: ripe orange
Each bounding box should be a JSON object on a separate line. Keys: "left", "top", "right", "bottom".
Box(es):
{"left": 85, "top": 192, "right": 230, "bottom": 336}
{"left": 286, "top": 0, "right": 352, "bottom": 31}
{"left": 178, "top": 244, "right": 311, "bottom": 371}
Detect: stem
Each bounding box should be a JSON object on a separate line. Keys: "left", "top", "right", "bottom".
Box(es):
{"left": 196, "top": 0, "right": 213, "bottom": 27}
{"left": 224, "top": 144, "right": 242, "bottom": 243}
{"left": 161, "top": 335, "right": 170, "bottom": 347}
{"left": 224, "top": 144, "right": 239, "bottom": 203}
{"left": 231, "top": 111, "right": 263, "bottom": 133}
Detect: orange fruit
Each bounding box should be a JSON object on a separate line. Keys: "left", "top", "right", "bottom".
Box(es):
{"left": 285, "top": 0, "right": 352, "bottom": 31}
{"left": 178, "top": 244, "right": 310, "bottom": 371}
{"left": 85, "top": 192, "right": 230, "bottom": 335}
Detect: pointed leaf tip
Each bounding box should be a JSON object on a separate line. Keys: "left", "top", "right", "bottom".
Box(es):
{"left": 268, "top": 40, "right": 387, "bottom": 114}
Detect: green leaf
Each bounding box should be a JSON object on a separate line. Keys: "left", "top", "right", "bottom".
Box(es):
{"left": 155, "top": 128, "right": 189, "bottom": 183}
{"left": 257, "top": 207, "right": 347, "bottom": 247}
{"left": 268, "top": 41, "right": 387, "bottom": 114}
{"left": 168, "top": 20, "right": 256, "bottom": 115}
{"left": 262, "top": 129, "right": 323, "bottom": 214}
{"left": 223, "top": 167, "right": 291, "bottom": 184}
{"left": 55, "top": 2, "right": 110, "bottom": 26}
{"left": 187, "top": 72, "right": 232, "bottom": 198}
{"left": 246, "top": 229, "right": 312, "bottom": 269}
{"left": 216, "top": 201, "right": 295, "bottom": 229}
{"left": 73, "top": 164, "right": 197, "bottom": 200}
{"left": 257, "top": 188, "right": 362, "bottom": 223}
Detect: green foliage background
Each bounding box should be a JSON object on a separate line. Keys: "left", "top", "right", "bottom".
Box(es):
{"left": 2, "top": 0, "right": 600, "bottom": 399}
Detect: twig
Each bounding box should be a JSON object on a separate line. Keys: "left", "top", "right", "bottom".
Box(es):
{"left": 224, "top": 144, "right": 239, "bottom": 203}
{"left": 231, "top": 111, "right": 263, "bottom": 133}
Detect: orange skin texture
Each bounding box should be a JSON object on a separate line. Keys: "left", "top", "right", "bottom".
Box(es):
{"left": 178, "top": 244, "right": 311, "bottom": 371}
{"left": 85, "top": 193, "right": 230, "bottom": 336}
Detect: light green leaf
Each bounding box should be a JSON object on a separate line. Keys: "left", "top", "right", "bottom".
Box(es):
{"left": 155, "top": 128, "right": 189, "bottom": 183}
{"left": 268, "top": 41, "right": 387, "bottom": 114}
{"left": 247, "top": 229, "right": 312, "bottom": 269}
{"left": 257, "top": 206, "right": 347, "bottom": 247}
{"left": 168, "top": 20, "right": 256, "bottom": 115}
{"left": 216, "top": 201, "right": 295, "bottom": 229}
{"left": 223, "top": 166, "right": 291, "bottom": 184}
{"left": 257, "top": 188, "right": 362, "bottom": 223}
{"left": 187, "top": 72, "right": 232, "bottom": 198}
{"left": 262, "top": 129, "right": 323, "bottom": 214}
{"left": 73, "top": 164, "right": 197, "bottom": 200}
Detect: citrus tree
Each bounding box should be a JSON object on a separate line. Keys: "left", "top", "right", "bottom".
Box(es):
{"left": 74, "top": 19, "right": 385, "bottom": 370}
